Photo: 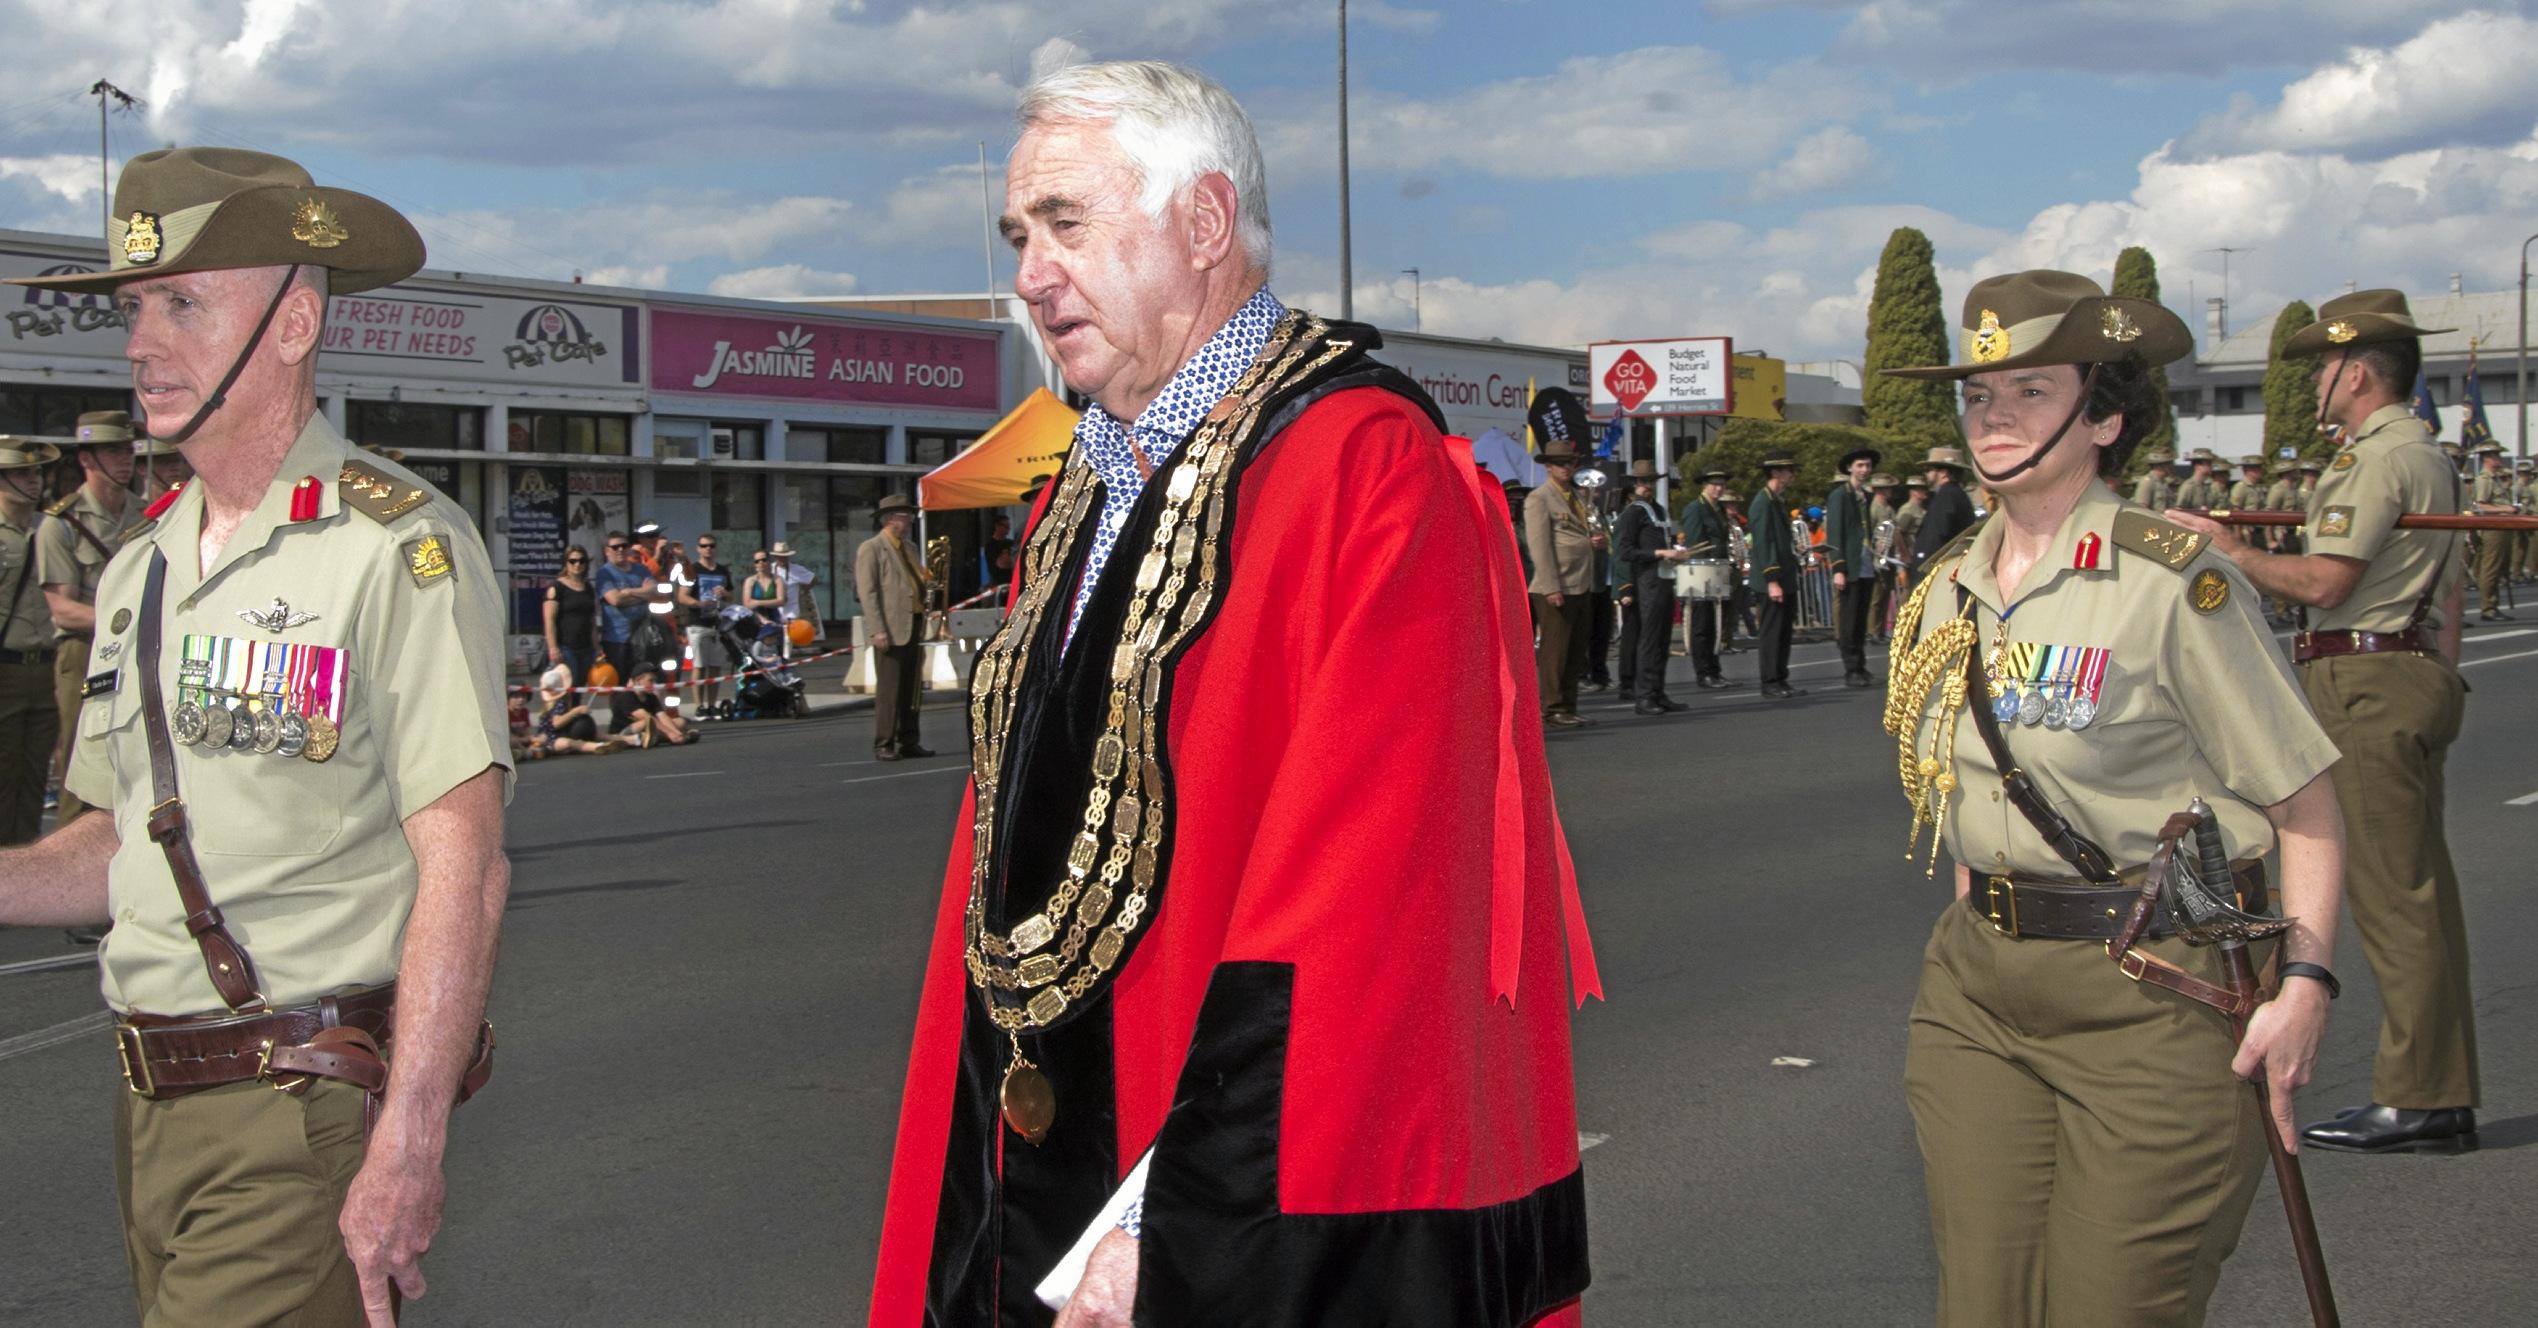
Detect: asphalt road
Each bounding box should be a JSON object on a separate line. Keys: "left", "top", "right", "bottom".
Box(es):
{"left": 3, "top": 619, "right": 2533, "bottom": 1326}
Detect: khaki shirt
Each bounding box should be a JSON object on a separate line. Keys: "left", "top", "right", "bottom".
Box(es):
{"left": 1891, "top": 497, "right": 1925, "bottom": 555}
{"left": 2304, "top": 405, "right": 2463, "bottom": 634}
{"left": 2175, "top": 475, "right": 2226, "bottom": 510}
{"left": 37, "top": 484, "right": 139, "bottom": 639}
{"left": 1523, "top": 480, "right": 1598, "bottom": 596}
{"left": 2262, "top": 479, "right": 2297, "bottom": 512}
{"left": 853, "top": 529, "right": 925, "bottom": 641}
{"left": 2129, "top": 472, "right": 2175, "bottom": 510}
{"left": 2471, "top": 470, "right": 2513, "bottom": 508}
{"left": 2228, "top": 478, "right": 2265, "bottom": 508}
{"left": 1902, "top": 484, "right": 2337, "bottom": 877}
{"left": 0, "top": 510, "right": 49, "bottom": 651}
{"left": 65, "top": 415, "right": 512, "bottom": 1016}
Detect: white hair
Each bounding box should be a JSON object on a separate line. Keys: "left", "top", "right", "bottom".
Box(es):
{"left": 1017, "top": 60, "right": 1272, "bottom": 270}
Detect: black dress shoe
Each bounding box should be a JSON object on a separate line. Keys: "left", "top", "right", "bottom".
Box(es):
{"left": 1844, "top": 670, "right": 1874, "bottom": 688}
{"left": 1696, "top": 675, "right": 1741, "bottom": 690}
{"left": 899, "top": 744, "right": 938, "bottom": 759}
{"left": 2300, "top": 1103, "right": 2479, "bottom": 1154}
{"left": 1633, "top": 700, "right": 1667, "bottom": 716}
{"left": 1762, "top": 683, "right": 1807, "bottom": 699}
{"left": 1651, "top": 696, "right": 1687, "bottom": 712}
{"left": 1546, "top": 712, "right": 1589, "bottom": 729}
{"left": 875, "top": 748, "right": 903, "bottom": 762}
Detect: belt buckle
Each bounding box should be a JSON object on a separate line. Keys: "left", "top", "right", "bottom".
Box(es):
{"left": 1985, "top": 875, "right": 2019, "bottom": 938}
{"left": 255, "top": 1038, "right": 310, "bottom": 1096}
{"left": 115, "top": 1024, "right": 155, "bottom": 1097}
{"left": 2115, "top": 949, "right": 2149, "bottom": 983}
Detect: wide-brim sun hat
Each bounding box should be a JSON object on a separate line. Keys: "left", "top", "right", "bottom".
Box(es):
{"left": 1881, "top": 269, "right": 2192, "bottom": 382}
{"left": 2282, "top": 289, "right": 2453, "bottom": 358}
{"left": 4, "top": 147, "right": 422, "bottom": 297}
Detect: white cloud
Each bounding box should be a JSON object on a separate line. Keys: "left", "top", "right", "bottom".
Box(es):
{"left": 0, "top": 154, "right": 99, "bottom": 204}
{"left": 2181, "top": 11, "right": 2538, "bottom": 158}
{"left": 1749, "top": 125, "right": 1880, "bottom": 201}
{"left": 579, "top": 264, "right": 671, "bottom": 289}
{"left": 1275, "top": 45, "right": 1882, "bottom": 182}
{"left": 707, "top": 264, "right": 861, "bottom": 299}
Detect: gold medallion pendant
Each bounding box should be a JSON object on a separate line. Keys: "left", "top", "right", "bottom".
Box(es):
{"left": 1000, "top": 1045, "right": 1055, "bottom": 1145}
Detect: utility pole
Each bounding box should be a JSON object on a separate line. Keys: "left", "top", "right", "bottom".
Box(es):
{"left": 2520, "top": 232, "right": 2536, "bottom": 461}
{"left": 978, "top": 141, "right": 997, "bottom": 319}
{"left": 2204, "top": 246, "right": 2248, "bottom": 340}
{"left": 89, "top": 80, "right": 141, "bottom": 239}
{"left": 1337, "top": 0, "right": 1353, "bottom": 321}
{"left": 1402, "top": 267, "right": 1419, "bottom": 331}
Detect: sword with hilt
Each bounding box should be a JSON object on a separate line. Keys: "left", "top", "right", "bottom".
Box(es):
{"left": 2180, "top": 797, "right": 2341, "bottom": 1328}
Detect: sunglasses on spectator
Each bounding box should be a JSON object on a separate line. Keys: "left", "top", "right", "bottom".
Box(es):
{"left": 564, "top": 555, "right": 587, "bottom": 564}
{"left": 606, "top": 542, "right": 628, "bottom": 550}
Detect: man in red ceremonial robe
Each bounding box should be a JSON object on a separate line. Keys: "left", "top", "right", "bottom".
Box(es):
{"left": 870, "top": 60, "right": 1601, "bottom": 1327}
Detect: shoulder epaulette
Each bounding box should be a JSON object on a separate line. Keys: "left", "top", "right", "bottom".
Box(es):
{"left": 337, "top": 460, "right": 432, "bottom": 524}
{"left": 2110, "top": 508, "right": 2205, "bottom": 573}
{"left": 44, "top": 491, "right": 81, "bottom": 517}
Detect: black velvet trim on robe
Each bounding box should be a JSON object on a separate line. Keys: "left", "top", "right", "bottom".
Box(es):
{"left": 926, "top": 326, "right": 1457, "bottom": 1325}
{"left": 1137, "top": 962, "right": 1591, "bottom": 1327}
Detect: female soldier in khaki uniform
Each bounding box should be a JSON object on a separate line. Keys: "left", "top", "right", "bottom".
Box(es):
{"left": 1884, "top": 271, "right": 2349, "bottom": 1326}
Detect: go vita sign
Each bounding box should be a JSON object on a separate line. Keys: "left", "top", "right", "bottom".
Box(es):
{"left": 1588, "top": 336, "right": 1735, "bottom": 416}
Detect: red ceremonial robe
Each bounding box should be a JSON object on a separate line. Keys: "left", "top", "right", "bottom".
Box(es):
{"left": 871, "top": 333, "right": 1600, "bottom": 1326}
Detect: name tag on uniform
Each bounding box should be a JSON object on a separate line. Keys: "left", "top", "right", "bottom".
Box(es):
{"left": 81, "top": 670, "right": 118, "bottom": 699}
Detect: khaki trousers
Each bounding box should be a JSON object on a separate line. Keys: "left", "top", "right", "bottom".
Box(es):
{"left": 1906, "top": 903, "right": 2267, "bottom": 1328}
{"left": 2472, "top": 535, "right": 2511, "bottom": 614}
{"left": 872, "top": 635, "right": 923, "bottom": 754}
{"left": 54, "top": 635, "right": 93, "bottom": 823}
{"left": 2298, "top": 651, "right": 2478, "bottom": 1107}
{"left": 1531, "top": 593, "right": 1588, "bottom": 717}
{"left": 0, "top": 654, "right": 58, "bottom": 844}
{"left": 116, "top": 1079, "right": 370, "bottom": 1326}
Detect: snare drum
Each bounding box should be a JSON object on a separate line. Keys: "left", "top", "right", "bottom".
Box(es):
{"left": 1675, "top": 559, "right": 1733, "bottom": 601}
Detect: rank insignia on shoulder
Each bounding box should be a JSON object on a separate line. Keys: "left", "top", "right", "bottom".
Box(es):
{"left": 405, "top": 533, "right": 454, "bottom": 584}
{"left": 2190, "top": 568, "right": 2231, "bottom": 615}
{"left": 2111, "top": 509, "right": 2203, "bottom": 571}
{"left": 2318, "top": 505, "right": 2354, "bottom": 538}
{"left": 2331, "top": 452, "right": 2357, "bottom": 471}
{"left": 81, "top": 670, "right": 118, "bottom": 699}
{"left": 338, "top": 462, "right": 431, "bottom": 523}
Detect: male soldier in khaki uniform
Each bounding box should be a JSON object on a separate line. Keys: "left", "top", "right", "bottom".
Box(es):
{"left": 2170, "top": 288, "right": 2479, "bottom": 1154}
{"left": 2467, "top": 443, "right": 2516, "bottom": 619}
{"left": 0, "top": 147, "right": 512, "bottom": 1322}
{"left": 2174, "top": 448, "right": 2227, "bottom": 509}
{"left": 1887, "top": 270, "right": 2345, "bottom": 1323}
{"left": 2128, "top": 448, "right": 2176, "bottom": 509}
{"left": 0, "top": 438, "right": 65, "bottom": 844}
{"left": 854, "top": 492, "right": 933, "bottom": 760}
{"left": 2227, "top": 453, "right": 2267, "bottom": 510}
{"left": 1866, "top": 471, "right": 1901, "bottom": 641}
{"left": 2515, "top": 458, "right": 2537, "bottom": 582}
{"left": 1523, "top": 388, "right": 1604, "bottom": 728}
{"left": 41, "top": 410, "right": 143, "bottom": 824}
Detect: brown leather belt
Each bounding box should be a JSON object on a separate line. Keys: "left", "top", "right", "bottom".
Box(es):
{"left": 1968, "top": 859, "right": 2269, "bottom": 941}
{"left": 0, "top": 646, "right": 56, "bottom": 665}
{"left": 2292, "top": 628, "right": 2429, "bottom": 664}
{"left": 115, "top": 985, "right": 396, "bottom": 1100}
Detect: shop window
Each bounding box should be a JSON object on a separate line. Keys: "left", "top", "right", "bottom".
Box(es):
{"left": 510, "top": 409, "right": 631, "bottom": 455}
{"left": 907, "top": 430, "right": 977, "bottom": 467}
{"left": 821, "top": 474, "right": 889, "bottom": 621}
{"left": 346, "top": 400, "right": 483, "bottom": 452}
{"left": 785, "top": 426, "right": 889, "bottom": 464}
{"left": 710, "top": 423, "right": 765, "bottom": 461}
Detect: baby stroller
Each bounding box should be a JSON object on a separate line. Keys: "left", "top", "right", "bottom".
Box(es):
{"left": 708, "top": 604, "right": 807, "bottom": 720}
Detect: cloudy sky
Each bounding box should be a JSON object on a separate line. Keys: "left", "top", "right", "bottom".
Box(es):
{"left": 5, "top": 0, "right": 2534, "bottom": 364}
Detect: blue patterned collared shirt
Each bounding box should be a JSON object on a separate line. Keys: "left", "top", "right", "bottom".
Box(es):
{"left": 1066, "top": 287, "right": 1287, "bottom": 638}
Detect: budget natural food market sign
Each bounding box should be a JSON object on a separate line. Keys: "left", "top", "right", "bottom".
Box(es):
{"left": 1589, "top": 336, "right": 1735, "bottom": 416}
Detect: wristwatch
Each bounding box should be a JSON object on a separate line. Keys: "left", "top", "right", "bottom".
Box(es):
{"left": 2278, "top": 961, "right": 2339, "bottom": 999}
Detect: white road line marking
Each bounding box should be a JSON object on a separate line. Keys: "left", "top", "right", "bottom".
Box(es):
{"left": 643, "top": 770, "right": 727, "bottom": 779}
{"left": 818, "top": 759, "right": 880, "bottom": 768}
{"left": 2468, "top": 628, "right": 2537, "bottom": 644}
{"left": 2507, "top": 790, "right": 2538, "bottom": 807}
{"left": 2462, "top": 649, "right": 2538, "bottom": 669}
{"left": 842, "top": 766, "right": 970, "bottom": 786}
{"left": 0, "top": 1011, "right": 109, "bottom": 1063}
{"left": 0, "top": 952, "right": 96, "bottom": 978}
{"left": 1578, "top": 1131, "right": 1610, "bottom": 1152}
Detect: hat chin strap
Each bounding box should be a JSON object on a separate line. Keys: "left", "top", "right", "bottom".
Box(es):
{"left": 2313, "top": 352, "right": 2347, "bottom": 444}
{"left": 160, "top": 264, "right": 301, "bottom": 447}
{"left": 1968, "top": 363, "right": 2102, "bottom": 487}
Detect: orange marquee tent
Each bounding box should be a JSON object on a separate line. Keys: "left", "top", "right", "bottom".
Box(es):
{"left": 917, "top": 388, "right": 1079, "bottom": 510}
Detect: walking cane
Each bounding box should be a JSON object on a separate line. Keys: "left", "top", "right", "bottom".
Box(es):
{"left": 2183, "top": 800, "right": 2342, "bottom": 1328}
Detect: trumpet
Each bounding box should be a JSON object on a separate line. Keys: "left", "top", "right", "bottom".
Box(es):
{"left": 1873, "top": 518, "right": 1902, "bottom": 570}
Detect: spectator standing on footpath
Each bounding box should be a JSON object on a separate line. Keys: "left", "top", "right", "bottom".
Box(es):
{"left": 675, "top": 532, "right": 734, "bottom": 710}
{"left": 742, "top": 549, "right": 785, "bottom": 636}
{"left": 855, "top": 494, "right": 933, "bottom": 761}
{"left": 1523, "top": 388, "right": 1604, "bottom": 729}
{"left": 771, "top": 540, "right": 818, "bottom": 656}
{"left": 38, "top": 411, "right": 141, "bottom": 824}
{"left": 591, "top": 529, "right": 649, "bottom": 681}
{"left": 543, "top": 542, "right": 599, "bottom": 685}
{"left": 1821, "top": 444, "right": 1879, "bottom": 688}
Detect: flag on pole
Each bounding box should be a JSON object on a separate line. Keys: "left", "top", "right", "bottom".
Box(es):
{"left": 2409, "top": 368, "right": 2442, "bottom": 436}
{"left": 1594, "top": 412, "right": 1626, "bottom": 461}
{"left": 2461, "top": 346, "right": 2498, "bottom": 452}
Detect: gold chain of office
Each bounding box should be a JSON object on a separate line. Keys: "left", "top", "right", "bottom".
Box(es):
{"left": 961, "top": 311, "right": 1351, "bottom": 1036}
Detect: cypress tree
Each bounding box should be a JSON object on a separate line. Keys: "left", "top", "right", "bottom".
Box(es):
{"left": 2264, "top": 300, "right": 2322, "bottom": 460}
{"left": 2109, "top": 246, "right": 2178, "bottom": 455}
{"left": 1861, "top": 227, "right": 1956, "bottom": 446}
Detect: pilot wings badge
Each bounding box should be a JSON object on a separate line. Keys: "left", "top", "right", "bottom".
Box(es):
{"left": 238, "top": 598, "right": 320, "bottom": 634}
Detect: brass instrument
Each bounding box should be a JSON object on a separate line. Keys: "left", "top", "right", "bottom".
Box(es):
{"left": 1873, "top": 518, "right": 1901, "bottom": 570}
{"left": 1728, "top": 523, "right": 1750, "bottom": 572}
{"left": 925, "top": 534, "right": 952, "bottom": 639}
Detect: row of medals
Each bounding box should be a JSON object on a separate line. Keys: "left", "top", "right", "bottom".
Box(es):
{"left": 171, "top": 697, "right": 340, "bottom": 761}
{"left": 1990, "top": 669, "right": 2097, "bottom": 731}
